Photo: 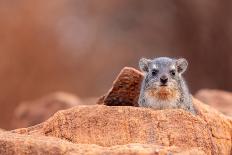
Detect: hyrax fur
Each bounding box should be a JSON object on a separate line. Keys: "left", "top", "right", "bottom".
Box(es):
{"left": 138, "top": 57, "right": 196, "bottom": 114}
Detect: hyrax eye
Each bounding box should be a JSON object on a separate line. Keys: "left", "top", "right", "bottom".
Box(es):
{"left": 170, "top": 70, "right": 176, "bottom": 76}
{"left": 152, "top": 69, "right": 158, "bottom": 76}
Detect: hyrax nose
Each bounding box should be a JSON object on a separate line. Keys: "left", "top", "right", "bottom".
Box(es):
{"left": 160, "top": 75, "right": 168, "bottom": 84}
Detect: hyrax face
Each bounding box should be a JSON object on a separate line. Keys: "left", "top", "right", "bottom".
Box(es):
{"left": 139, "top": 57, "right": 188, "bottom": 101}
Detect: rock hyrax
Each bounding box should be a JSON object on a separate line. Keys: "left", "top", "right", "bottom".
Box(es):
{"left": 138, "top": 57, "right": 196, "bottom": 114}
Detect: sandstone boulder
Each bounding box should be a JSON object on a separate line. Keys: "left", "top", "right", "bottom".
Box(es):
{"left": 12, "top": 92, "right": 82, "bottom": 128}
{"left": 11, "top": 105, "right": 212, "bottom": 154}
{"left": 0, "top": 132, "right": 206, "bottom": 155}
{"left": 195, "top": 89, "right": 232, "bottom": 116}
{"left": 193, "top": 98, "right": 232, "bottom": 154}
{"left": 97, "top": 67, "right": 232, "bottom": 154}
{"left": 98, "top": 67, "right": 143, "bottom": 106}
{"left": 4, "top": 67, "right": 232, "bottom": 155}
{"left": 12, "top": 104, "right": 231, "bottom": 154}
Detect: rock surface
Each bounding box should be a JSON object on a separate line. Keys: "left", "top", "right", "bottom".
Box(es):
{"left": 193, "top": 98, "right": 232, "bottom": 155}
{"left": 195, "top": 89, "right": 232, "bottom": 116}
{"left": 0, "top": 132, "right": 206, "bottom": 155}
{"left": 12, "top": 102, "right": 232, "bottom": 154}
{"left": 0, "top": 67, "right": 231, "bottom": 154}
{"left": 98, "top": 67, "right": 232, "bottom": 154}
{"left": 12, "top": 92, "right": 82, "bottom": 128}
{"left": 98, "top": 67, "right": 143, "bottom": 106}
{"left": 13, "top": 105, "right": 218, "bottom": 154}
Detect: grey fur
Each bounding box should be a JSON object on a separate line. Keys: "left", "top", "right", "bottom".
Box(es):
{"left": 138, "top": 57, "right": 196, "bottom": 115}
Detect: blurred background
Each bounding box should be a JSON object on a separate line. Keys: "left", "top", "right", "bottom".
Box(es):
{"left": 0, "top": 0, "right": 232, "bottom": 129}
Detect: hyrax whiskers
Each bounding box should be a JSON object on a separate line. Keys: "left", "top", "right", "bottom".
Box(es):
{"left": 138, "top": 57, "right": 196, "bottom": 114}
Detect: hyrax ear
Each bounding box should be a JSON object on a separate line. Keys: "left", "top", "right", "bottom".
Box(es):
{"left": 139, "top": 58, "right": 151, "bottom": 73}
{"left": 175, "top": 58, "right": 188, "bottom": 74}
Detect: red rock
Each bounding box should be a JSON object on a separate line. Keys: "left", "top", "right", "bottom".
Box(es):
{"left": 3, "top": 67, "right": 231, "bottom": 154}
{"left": 195, "top": 89, "right": 232, "bottom": 116}
{"left": 98, "top": 67, "right": 232, "bottom": 154}
{"left": 193, "top": 98, "right": 232, "bottom": 155}
{"left": 0, "top": 132, "right": 206, "bottom": 155}
{"left": 12, "top": 104, "right": 231, "bottom": 154}
{"left": 98, "top": 67, "right": 143, "bottom": 106}
{"left": 12, "top": 92, "right": 81, "bottom": 128}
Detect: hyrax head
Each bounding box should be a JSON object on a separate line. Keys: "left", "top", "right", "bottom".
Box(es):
{"left": 139, "top": 57, "right": 188, "bottom": 91}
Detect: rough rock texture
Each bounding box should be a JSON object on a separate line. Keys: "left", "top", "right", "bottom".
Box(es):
{"left": 12, "top": 104, "right": 230, "bottom": 155}
{"left": 12, "top": 106, "right": 213, "bottom": 154}
{"left": 0, "top": 132, "right": 206, "bottom": 155}
{"left": 98, "top": 67, "right": 232, "bottom": 154}
{"left": 1, "top": 67, "right": 231, "bottom": 154}
{"left": 12, "top": 92, "right": 82, "bottom": 128}
{"left": 193, "top": 98, "right": 232, "bottom": 155}
{"left": 195, "top": 89, "right": 232, "bottom": 116}
{"left": 98, "top": 67, "right": 143, "bottom": 106}
{"left": 195, "top": 90, "right": 232, "bottom": 154}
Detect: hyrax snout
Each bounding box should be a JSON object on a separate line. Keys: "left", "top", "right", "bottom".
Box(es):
{"left": 138, "top": 57, "right": 196, "bottom": 114}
